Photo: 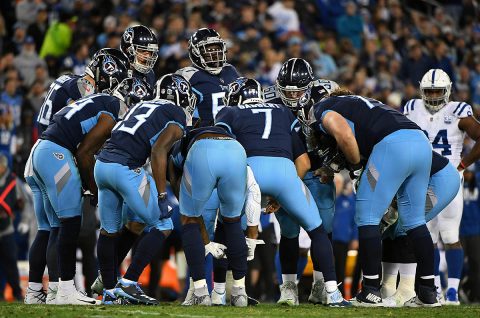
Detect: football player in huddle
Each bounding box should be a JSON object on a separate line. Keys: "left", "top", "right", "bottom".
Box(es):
{"left": 308, "top": 89, "right": 439, "bottom": 307}
{"left": 264, "top": 58, "right": 339, "bottom": 305}
{"left": 24, "top": 52, "right": 128, "bottom": 305}
{"left": 216, "top": 78, "right": 349, "bottom": 307}
{"left": 394, "top": 69, "right": 480, "bottom": 304}
{"left": 29, "top": 54, "right": 139, "bottom": 305}
{"left": 120, "top": 25, "right": 159, "bottom": 88}
{"left": 94, "top": 74, "right": 194, "bottom": 305}
{"left": 176, "top": 27, "right": 240, "bottom": 301}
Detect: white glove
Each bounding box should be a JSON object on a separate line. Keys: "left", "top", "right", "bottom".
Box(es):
{"left": 246, "top": 238, "right": 265, "bottom": 261}
{"left": 205, "top": 241, "right": 227, "bottom": 259}
{"left": 17, "top": 222, "right": 30, "bottom": 235}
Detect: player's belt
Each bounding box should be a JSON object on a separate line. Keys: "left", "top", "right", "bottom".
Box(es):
{"left": 202, "top": 136, "right": 233, "bottom": 140}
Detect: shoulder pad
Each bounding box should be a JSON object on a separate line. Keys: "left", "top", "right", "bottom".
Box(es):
{"left": 403, "top": 99, "right": 420, "bottom": 115}
{"left": 175, "top": 67, "right": 198, "bottom": 81}
{"left": 451, "top": 101, "right": 473, "bottom": 118}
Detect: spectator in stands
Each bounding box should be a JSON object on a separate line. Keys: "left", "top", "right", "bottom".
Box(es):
{"left": 13, "top": 36, "right": 46, "bottom": 88}
{"left": 39, "top": 10, "right": 75, "bottom": 59}
{"left": 61, "top": 42, "right": 90, "bottom": 76}
{"left": 399, "top": 41, "right": 434, "bottom": 87}
{"left": 267, "top": 0, "right": 300, "bottom": 34}
{"left": 432, "top": 40, "right": 456, "bottom": 84}
{"left": 0, "top": 154, "right": 23, "bottom": 301}
{"left": 26, "top": 3, "right": 48, "bottom": 53}
{"left": 336, "top": 1, "right": 364, "bottom": 50}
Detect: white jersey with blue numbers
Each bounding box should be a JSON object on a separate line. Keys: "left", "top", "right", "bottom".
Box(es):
{"left": 404, "top": 99, "right": 472, "bottom": 166}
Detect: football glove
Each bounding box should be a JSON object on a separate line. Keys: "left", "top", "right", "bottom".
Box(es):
{"left": 158, "top": 193, "right": 173, "bottom": 219}
{"left": 246, "top": 238, "right": 265, "bottom": 261}
{"left": 205, "top": 241, "right": 227, "bottom": 259}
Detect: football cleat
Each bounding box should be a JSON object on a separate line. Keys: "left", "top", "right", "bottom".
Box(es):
{"left": 230, "top": 286, "right": 248, "bottom": 307}
{"left": 325, "top": 288, "right": 351, "bottom": 307}
{"left": 56, "top": 289, "right": 99, "bottom": 305}
{"left": 46, "top": 284, "right": 58, "bottom": 305}
{"left": 114, "top": 279, "right": 159, "bottom": 305}
{"left": 91, "top": 272, "right": 104, "bottom": 296}
{"left": 102, "top": 289, "right": 129, "bottom": 305}
{"left": 308, "top": 280, "right": 327, "bottom": 305}
{"left": 404, "top": 285, "right": 441, "bottom": 308}
{"left": 445, "top": 288, "right": 460, "bottom": 306}
{"left": 189, "top": 285, "right": 211, "bottom": 306}
{"left": 277, "top": 281, "right": 299, "bottom": 306}
{"left": 351, "top": 285, "right": 384, "bottom": 307}
{"left": 382, "top": 289, "right": 416, "bottom": 307}
{"left": 211, "top": 289, "right": 226, "bottom": 306}
{"left": 24, "top": 287, "right": 47, "bottom": 304}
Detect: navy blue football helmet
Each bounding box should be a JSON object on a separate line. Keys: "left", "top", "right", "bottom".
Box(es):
{"left": 121, "top": 25, "right": 158, "bottom": 74}
{"left": 276, "top": 58, "right": 314, "bottom": 109}
{"left": 225, "top": 77, "right": 264, "bottom": 106}
{"left": 113, "top": 77, "right": 153, "bottom": 107}
{"left": 188, "top": 28, "right": 226, "bottom": 75}
{"left": 154, "top": 73, "right": 196, "bottom": 116}
{"left": 86, "top": 52, "right": 128, "bottom": 94}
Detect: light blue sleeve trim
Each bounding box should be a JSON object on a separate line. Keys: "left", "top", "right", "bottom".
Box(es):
{"left": 149, "top": 121, "right": 185, "bottom": 146}
{"left": 97, "top": 110, "right": 116, "bottom": 122}
{"left": 290, "top": 118, "right": 299, "bottom": 132}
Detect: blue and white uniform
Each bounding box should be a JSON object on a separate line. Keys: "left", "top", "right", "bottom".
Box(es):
{"left": 216, "top": 102, "right": 320, "bottom": 238}
{"left": 310, "top": 95, "right": 431, "bottom": 230}
{"left": 265, "top": 85, "right": 336, "bottom": 233}
{"left": 95, "top": 100, "right": 187, "bottom": 233}
{"left": 32, "top": 93, "right": 127, "bottom": 222}
{"left": 171, "top": 126, "right": 247, "bottom": 219}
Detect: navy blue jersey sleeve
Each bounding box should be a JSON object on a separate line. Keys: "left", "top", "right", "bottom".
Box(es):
{"left": 102, "top": 99, "right": 124, "bottom": 122}
{"left": 214, "top": 107, "right": 235, "bottom": 135}
{"left": 292, "top": 130, "right": 306, "bottom": 160}
{"left": 148, "top": 103, "right": 187, "bottom": 146}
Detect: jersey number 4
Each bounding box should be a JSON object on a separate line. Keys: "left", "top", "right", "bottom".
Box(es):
{"left": 424, "top": 129, "right": 452, "bottom": 156}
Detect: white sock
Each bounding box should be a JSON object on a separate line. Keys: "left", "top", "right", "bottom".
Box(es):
{"left": 48, "top": 281, "right": 58, "bottom": 291}
{"left": 447, "top": 278, "right": 460, "bottom": 291}
{"left": 434, "top": 275, "right": 441, "bottom": 292}
{"left": 28, "top": 282, "right": 43, "bottom": 290}
{"left": 214, "top": 282, "right": 226, "bottom": 294}
{"left": 193, "top": 279, "right": 207, "bottom": 290}
{"left": 397, "top": 263, "right": 416, "bottom": 296}
{"left": 324, "top": 280, "right": 338, "bottom": 293}
{"left": 188, "top": 277, "right": 194, "bottom": 290}
{"left": 313, "top": 271, "right": 324, "bottom": 283}
{"left": 381, "top": 262, "right": 399, "bottom": 298}
{"left": 282, "top": 274, "right": 296, "bottom": 284}
{"left": 233, "top": 277, "right": 245, "bottom": 288}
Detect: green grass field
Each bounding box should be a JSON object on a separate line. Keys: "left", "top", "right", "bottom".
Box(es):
{"left": 1, "top": 303, "right": 479, "bottom": 318}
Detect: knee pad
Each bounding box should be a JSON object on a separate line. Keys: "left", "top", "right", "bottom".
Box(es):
{"left": 125, "top": 221, "right": 145, "bottom": 235}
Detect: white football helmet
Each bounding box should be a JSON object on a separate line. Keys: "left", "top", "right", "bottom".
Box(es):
{"left": 420, "top": 69, "right": 452, "bottom": 112}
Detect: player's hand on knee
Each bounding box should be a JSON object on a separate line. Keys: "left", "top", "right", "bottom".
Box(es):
{"left": 205, "top": 241, "right": 227, "bottom": 259}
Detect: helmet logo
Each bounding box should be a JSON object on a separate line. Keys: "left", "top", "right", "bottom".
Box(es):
{"left": 123, "top": 28, "right": 133, "bottom": 43}
{"left": 132, "top": 78, "right": 148, "bottom": 98}
{"left": 229, "top": 78, "right": 248, "bottom": 95}
{"left": 172, "top": 75, "right": 189, "bottom": 94}
{"left": 103, "top": 56, "right": 118, "bottom": 75}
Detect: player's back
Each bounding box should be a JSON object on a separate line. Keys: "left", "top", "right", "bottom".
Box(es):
{"left": 176, "top": 64, "right": 239, "bottom": 125}
{"left": 312, "top": 95, "right": 420, "bottom": 157}
{"left": 37, "top": 74, "right": 94, "bottom": 135}
{"left": 404, "top": 99, "right": 471, "bottom": 164}
{"left": 98, "top": 100, "right": 187, "bottom": 169}
{"left": 42, "top": 93, "right": 126, "bottom": 153}
{"left": 215, "top": 102, "right": 298, "bottom": 160}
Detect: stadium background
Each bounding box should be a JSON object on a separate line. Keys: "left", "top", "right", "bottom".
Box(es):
{"left": 0, "top": 0, "right": 479, "bottom": 305}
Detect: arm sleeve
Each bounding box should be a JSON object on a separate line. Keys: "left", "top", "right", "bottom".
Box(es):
{"left": 453, "top": 102, "right": 473, "bottom": 118}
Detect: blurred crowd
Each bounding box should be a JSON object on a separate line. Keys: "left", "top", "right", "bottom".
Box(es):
{"left": 0, "top": 0, "right": 480, "bottom": 303}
